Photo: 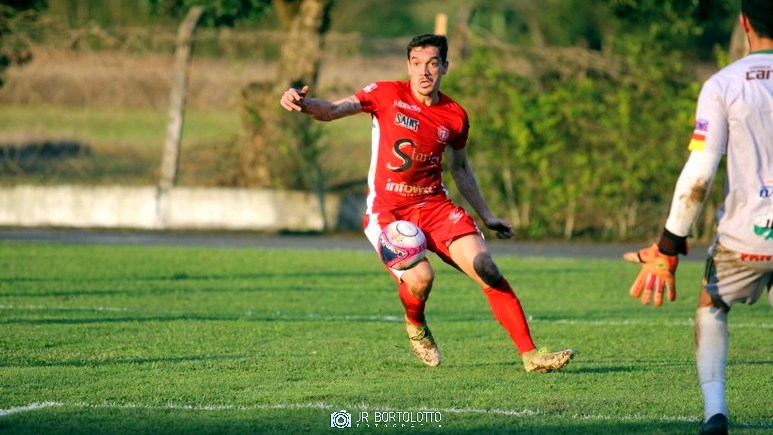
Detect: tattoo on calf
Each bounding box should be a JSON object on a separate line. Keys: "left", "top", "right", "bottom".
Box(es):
{"left": 473, "top": 253, "right": 503, "bottom": 287}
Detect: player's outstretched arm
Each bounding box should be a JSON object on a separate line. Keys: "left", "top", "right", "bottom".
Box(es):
{"left": 623, "top": 150, "right": 721, "bottom": 307}
{"left": 448, "top": 148, "right": 515, "bottom": 239}
{"left": 279, "top": 85, "right": 362, "bottom": 122}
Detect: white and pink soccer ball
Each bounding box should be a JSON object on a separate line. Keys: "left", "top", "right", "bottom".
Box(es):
{"left": 378, "top": 220, "right": 427, "bottom": 270}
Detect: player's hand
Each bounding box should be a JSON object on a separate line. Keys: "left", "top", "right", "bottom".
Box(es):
{"left": 484, "top": 217, "right": 515, "bottom": 239}
{"left": 280, "top": 85, "right": 309, "bottom": 112}
{"left": 623, "top": 244, "right": 679, "bottom": 307}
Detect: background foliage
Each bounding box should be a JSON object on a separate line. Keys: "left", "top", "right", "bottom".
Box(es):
{"left": 0, "top": 0, "right": 742, "bottom": 241}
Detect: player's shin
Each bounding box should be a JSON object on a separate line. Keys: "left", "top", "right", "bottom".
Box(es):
{"left": 483, "top": 279, "right": 536, "bottom": 354}
{"left": 695, "top": 305, "right": 729, "bottom": 421}
{"left": 399, "top": 282, "right": 426, "bottom": 326}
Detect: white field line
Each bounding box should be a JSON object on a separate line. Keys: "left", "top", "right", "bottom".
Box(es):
{"left": 2, "top": 401, "right": 773, "bottom": 428}
{"left": 2, "top": 305, "right": 772, "bottom": 329}
{"left": 0, "top": 304, "right": 128, "bottom": 312}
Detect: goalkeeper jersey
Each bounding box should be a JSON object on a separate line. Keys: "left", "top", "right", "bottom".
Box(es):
{"left": 354, "top": 81, "right": 469, "bottom": 214}
{"left": 688, "top": 50, "right": 773, "bottom": 254}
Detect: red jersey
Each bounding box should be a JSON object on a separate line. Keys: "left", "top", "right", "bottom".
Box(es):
{"left": 355, "top": 81, "right": 469, "bottom": 214}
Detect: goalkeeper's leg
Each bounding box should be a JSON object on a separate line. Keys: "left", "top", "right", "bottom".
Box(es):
{"left": 695, "top": 290, "right": 729, "bottom": 423}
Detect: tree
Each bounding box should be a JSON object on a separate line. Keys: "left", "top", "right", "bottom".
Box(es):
{"left": 0, "top": 0, "right": 46, "bottom": 88}
{"left": 145, "top": 0, "right": 271, "bottom": 27}
{"left": 239, "top": 0, "right": 333, "bottom": 233}
{"left": 147, "top": 0, "right": 334, "bottom": 228}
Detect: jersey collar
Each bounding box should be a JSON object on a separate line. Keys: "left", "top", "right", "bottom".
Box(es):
{"left": 750, "top": 49, "right": 773, "bottom": 55}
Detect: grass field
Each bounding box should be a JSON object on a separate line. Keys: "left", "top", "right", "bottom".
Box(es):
{"left": 1, "top": 241, "right": 771, "bottom": 434}
{"left": 0, "top": 103, "right": 370, "bottom": 187}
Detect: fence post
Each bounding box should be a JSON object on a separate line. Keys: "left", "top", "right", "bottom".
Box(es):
{"left": 159, "top": 6, "right": 203, "bottom": 191}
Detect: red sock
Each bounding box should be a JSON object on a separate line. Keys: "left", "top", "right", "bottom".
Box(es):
{"left": 483, "top": 279, "right": 536, "bottom": 354}
{"left": 398, "top": 282, "right": 426, "bottom": 326}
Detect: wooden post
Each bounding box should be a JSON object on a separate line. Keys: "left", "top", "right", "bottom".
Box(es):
{"left": 728, "top": 13, "right": 749, "bottom": 62}
{"left": 159, "top": 6, "right": 203, "bottom": 191}
{"left": 434, "top": 13, "right": 448, "bottom": 35}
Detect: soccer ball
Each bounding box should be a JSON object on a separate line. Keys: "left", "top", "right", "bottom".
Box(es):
{"left": 378, "top": 220, "right": 427, "bottom": 270}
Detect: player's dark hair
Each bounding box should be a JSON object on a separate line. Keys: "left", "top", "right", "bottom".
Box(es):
{"left": 407, "top": 34, "right": 448, "bottom": 63}
{"left": 742, "top": 0, "right": 773, "bottom": 39}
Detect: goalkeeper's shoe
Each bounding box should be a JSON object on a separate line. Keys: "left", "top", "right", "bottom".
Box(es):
{"left": 404, "top": 316, "right": 441, "bottom": 367}
{"left": 522, "top": 347, "right": 574, "bottom": 373}
{"left": 698, "top": 414, "right": 728, "bottom": 435}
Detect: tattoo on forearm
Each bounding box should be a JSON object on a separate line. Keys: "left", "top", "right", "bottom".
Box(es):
{"left": 333, "top": 96, "right": 361, "bottom": 117}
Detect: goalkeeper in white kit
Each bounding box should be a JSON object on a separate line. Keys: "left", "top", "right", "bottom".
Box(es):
{"left": 623, "top": 1, "right": 773, "bottom": 434}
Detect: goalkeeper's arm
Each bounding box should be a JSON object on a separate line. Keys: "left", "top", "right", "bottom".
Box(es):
{"left": 624, "top": 150, "right": 722, "bottom": 306}
{"left": 659, "top": 149, "right": 723, "bottom": 254}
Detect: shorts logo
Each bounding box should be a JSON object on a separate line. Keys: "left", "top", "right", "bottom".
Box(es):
{"left": 753, "top": 213, "right": 773, "bottom": 240}
{"left": 396, "top": 113, "right": 419, "bottom": 131}
{"left": 448, "top": 208, "right": 464, "bottom": 224}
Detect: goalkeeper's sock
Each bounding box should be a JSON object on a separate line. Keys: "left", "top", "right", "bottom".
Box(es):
{"left": 399, "top": 282, "right": 426, "bottom": 326}
{"left": 483, "top": 279, "right": 536, "bottom": 355}
{"left": 695, "top": 306, "right": 729, "bottom": 421}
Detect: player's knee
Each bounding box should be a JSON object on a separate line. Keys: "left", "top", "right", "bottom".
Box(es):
{"left": 698, "top": 286, "right": 729, "bottom": 311}
{"left": 473, "top": 253, "right": 503, "bottom": 287}
{"left": 404, "top": 266, "right": 434, "bottom": 301}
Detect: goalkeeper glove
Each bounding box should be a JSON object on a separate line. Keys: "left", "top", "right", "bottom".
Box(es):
{"left": 623, "top": 230, "right": 687, "bottom": 307}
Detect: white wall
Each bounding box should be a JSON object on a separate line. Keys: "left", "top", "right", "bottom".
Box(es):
{"left": 0, "top": 185, "right": 351, "bottom": 231}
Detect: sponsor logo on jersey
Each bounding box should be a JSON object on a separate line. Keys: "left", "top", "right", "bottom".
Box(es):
{"left": 759, "top": 184, "right": 773, "bottom": 198}
{"left": 437, "top": 126, "right": 450, "bottom": 144}
{"left": 386, "top": 139, "right": 440, "bottom": 173}
{"left": 739, "top": 253, "right": 773, "bottom": 262}
{"left": 753, "top": 213, "right": 773, "bottom": 240}
{"left": 363, "top": 82, "right": 378, "bottom": 93}
{"left": 384, "top": 180, "right": 436, "bottom": 196}
{"left": 395, "top": 113, "right": 419, "bottom": 131}
{"left": 688, "top": 118, "right": 708, "bottom": 151}
{"left": 387, "top": 139, "right": 414, "bottom": 172}
{"left": 393, "top": 100, "right": 422, "bottom": 113}
{"left": 746, "top": 66, "right": 772, "bottom": 81}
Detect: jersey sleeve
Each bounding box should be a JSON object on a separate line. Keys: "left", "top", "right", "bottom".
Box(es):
{"left": 354, "top": 82, "right": 382, "bottom": 114}
{"left": 449, "top": 108, "right": 470, "bottom": 150}
{"left": 688, "top": 78, "right": 728, "bottom": 154}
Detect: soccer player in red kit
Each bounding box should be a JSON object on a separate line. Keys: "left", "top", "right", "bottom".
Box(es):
{"left": 280, "top": 33, "right": 573, "bottom": 372}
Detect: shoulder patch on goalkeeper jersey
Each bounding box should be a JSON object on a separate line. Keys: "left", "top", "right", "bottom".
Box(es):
{"left": 688, "top": 118, "right": 708, "bottom": 151}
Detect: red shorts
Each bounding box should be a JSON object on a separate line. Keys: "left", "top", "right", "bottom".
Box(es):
{"left": 363, "top": 198, "right": 481, "bottom": 274}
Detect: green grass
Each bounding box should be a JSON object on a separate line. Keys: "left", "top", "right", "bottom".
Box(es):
{"left": 0, "top": 103, "right": 370, "bottom": 186}
{"left": 0, "top": 104, "right": 241, "bottom": 147}
{"left": 0, "top": 104, "right": 244, "bottom": 186}
{"left": 1, "top": 241, "right": 771, "bottom": 434}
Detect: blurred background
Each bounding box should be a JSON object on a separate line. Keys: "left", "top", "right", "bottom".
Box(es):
{"left": 0, "top": 0, "right": 742, "bottom": 241}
